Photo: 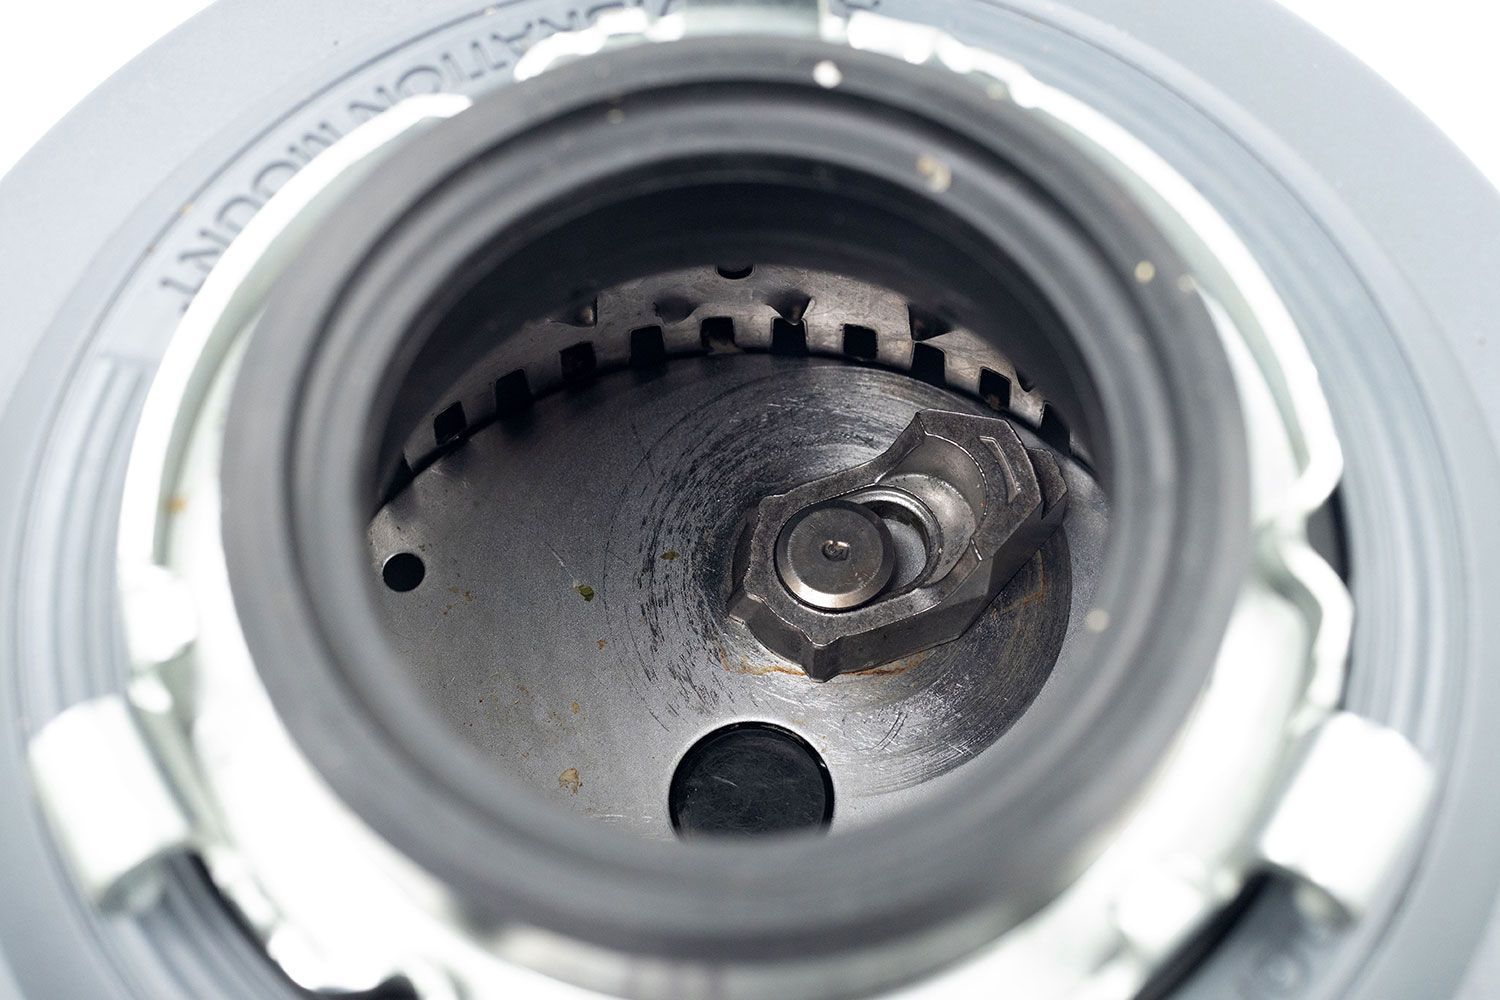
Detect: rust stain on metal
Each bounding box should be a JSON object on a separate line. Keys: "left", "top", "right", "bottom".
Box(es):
{"left": 716, "top": 642, "right": 807, "bottom": 677}
{"left": 998, "top": 555, "right": 1048, "bottom": 615}
{"left": 731, "top": 661, "right": 807, "bottom": 677}
{"left": 848, "top": 649, "right": 932, "bottom": 677}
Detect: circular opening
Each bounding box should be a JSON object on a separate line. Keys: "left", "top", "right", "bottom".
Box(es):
{"left": 669, "top": 723, "right": 834, "bottom": 838}
{"left": 340, "top": 65, "right": 1139, "bottom": 845}
{"left": 226, "top": 35, "right": 1249, "bottom": 965}
{"left": 380, "top": 552, "right": 425, "bottom": 592}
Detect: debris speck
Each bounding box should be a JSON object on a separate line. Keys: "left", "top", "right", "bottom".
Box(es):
{"left": 917, "top": 154, "right": 952, "bottom": 193}
{"left": 559, "top": 767, "right": 582, "bottom": 794}
{"left": 812, "top": 60, "right": 843, "bottom": 89}
{"left": 1085, "top": 608, "right": 1111, "bottom": 632}
{"left": 597, "top": 638, "right": 607, "bottom": 651}
{"left": 1134, "top": 260, "right": 1157, "bottom": 284}
{"left": 571, "top": 702, "right": 581, "bottom": 715}
{"left": 574, "top": 583, "right": 596, "bottom": 602}
{"left": 606, "top": 107, "right": 625, "bottom": 124}
{"left": 660, "top": 549, "right": 679, "bottom": 561}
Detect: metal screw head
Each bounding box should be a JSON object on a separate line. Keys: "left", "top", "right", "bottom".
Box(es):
{"left": 732, "top": 410, "right": 1067, "bottom": 679}
{"left": 775, "top": 500, "right": 895, "bottom": 611}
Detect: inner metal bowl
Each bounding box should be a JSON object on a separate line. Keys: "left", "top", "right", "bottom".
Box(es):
{"left": 365, "top": 263, "right": 1107, "bottom": 838}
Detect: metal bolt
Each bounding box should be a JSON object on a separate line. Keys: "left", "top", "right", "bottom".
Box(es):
{"left": 775, "top": 500, "right": 894, "bottom": 611}
{"left": 732, "top": 410, "right": 1068, "bottom": 679}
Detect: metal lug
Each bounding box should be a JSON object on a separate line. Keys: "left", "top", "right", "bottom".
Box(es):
{"left": 731, "top": 409, "right": 1067, "bottom": 680}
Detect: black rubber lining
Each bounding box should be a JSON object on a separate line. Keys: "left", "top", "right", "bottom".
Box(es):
{"left": 221, "top": 34, "right": 1251, "bottom": 967}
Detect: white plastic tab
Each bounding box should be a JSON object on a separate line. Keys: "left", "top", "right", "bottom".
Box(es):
{"left": 1258, "top": 711, "right": 1433, "bottom": 918}
{"left": 28, "top": 696, "right": 193, "bottom": 910}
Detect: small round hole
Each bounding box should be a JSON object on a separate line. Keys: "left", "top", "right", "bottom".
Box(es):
{"left": 669, "top": 722, "right": 833, "bottom": 838}
{"left": 381, "top": 552, "right": 426, "bottom": 592}
{"left": 715, "top": 263, "right": 754, "bottom": 280}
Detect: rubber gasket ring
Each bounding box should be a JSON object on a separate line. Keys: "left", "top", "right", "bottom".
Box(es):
{"left": 221, "top": 34, "right": 1249, "bottom": 967}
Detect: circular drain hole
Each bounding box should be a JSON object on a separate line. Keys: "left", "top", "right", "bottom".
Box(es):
{"left": 715, "top": 262, "right": 754, "bottom": 280}
{"left": 669, "top": 723, "right": 834, "bottom": 838}
{"left": 381, "top": 552, "right": 426, "bottom": 592}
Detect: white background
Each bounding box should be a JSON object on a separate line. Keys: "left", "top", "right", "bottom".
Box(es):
{"left": 0, "top": 1, "right": 1498, "bottom": 187}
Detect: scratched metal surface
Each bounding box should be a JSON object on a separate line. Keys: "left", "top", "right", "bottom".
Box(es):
{"left": 368, "top": 353, "right": 1105, "bottom": 840}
